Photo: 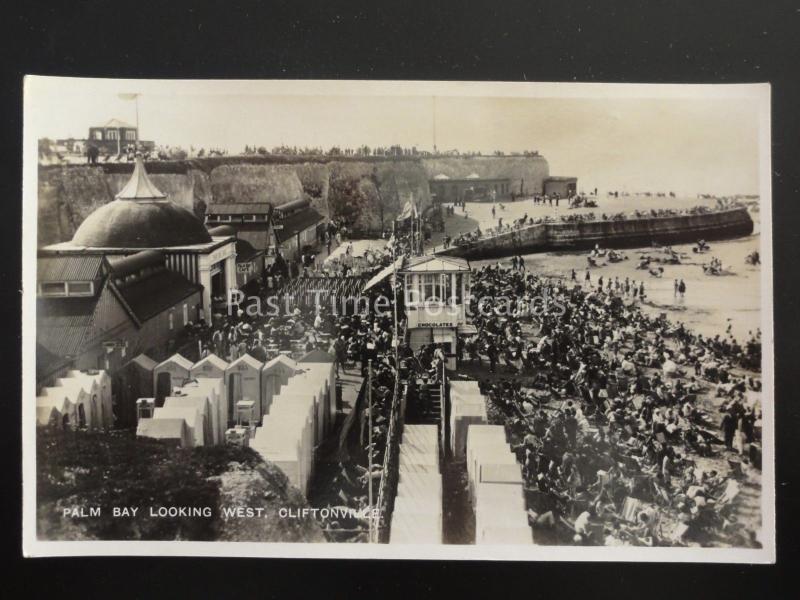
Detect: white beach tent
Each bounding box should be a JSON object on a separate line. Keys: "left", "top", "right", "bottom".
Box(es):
{"left": 153, "top": 406, "right": 204, "bottom": 447}
{"left": 390, "top": 423, "right": 443, "bottom": 544}
{"left": 225, "top": 354, "right": 264, "bottom": 422}
{"left": 261, "top": 355, "right": 298, "bottom": 417}
{"left": 136, "top": 417, "right": 192, "bottom": 447}
{"left": 449, "top": 380, "right": 482, "bottom": 396}
{"left": 252, "top": 411, "right": 314, "bottom": 495}
{"left": 162, "top": 395, "right": 214, "bottom": 446}
{"left": 37, "top": 405, "right": 60, "bottom": 427}
{"left": 270, "top": 393, "right": 317, "bottom": 455}
{"left": 449, "top": 389, "right": 488, "bottom": 459}
{"left": 36, "top": 394, "right": 71, "bottom": 427}
{"left": 465, "top": 425, "right": 508, "bottom": 491}
{"left": 153, "top": 354, "right": 193, "bottom": 404}
{"left": 179, "top": 377, "right": 225, "bottom": 445}
{"left": 466, "top": 423, "right": 531, "bottom": 545}
{"left": 66, "top": 370, "right": 114, "bottom": 428}
{"left": 53, "top": 378, "right": 96, "bottom": 429}
{"left": 280, "top": 365, "right": 330, "bottom": 444}
{"left": 298, "top": 350, "right": 337, "bottom": 435}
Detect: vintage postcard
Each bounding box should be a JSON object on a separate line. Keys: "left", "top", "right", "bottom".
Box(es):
{"left": 22, "top": 78, "right": 774, "bottom": 561}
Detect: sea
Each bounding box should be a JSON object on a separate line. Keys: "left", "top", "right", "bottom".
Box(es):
{"left": 443, "top": 196, "right": 764, "bottom": 343}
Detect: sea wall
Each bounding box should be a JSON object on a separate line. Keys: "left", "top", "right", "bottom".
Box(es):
{"left": 439, "top": 208, "right": 754, "bottom": 259}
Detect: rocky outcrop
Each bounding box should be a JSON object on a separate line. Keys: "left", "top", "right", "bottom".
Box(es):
{"left": 36, "top": 155, "right": 553, "bottom": 246}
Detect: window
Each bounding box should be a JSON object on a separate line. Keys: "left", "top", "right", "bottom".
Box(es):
{"left": 106, "top": 129, "right": 119, "bottom": 140}
{"left": 93, "top": 130, "right": 103, "bottom": 140}
{"left": 422, "top": 273, "right": 443, "bottom": 303}
{"left": 168, "top": 312, "right": 174, "bottom": 330}
{"left": 125, "top": 130, "right": 136, "bottom": 141}
{"left": 182, "top": 303, "right": 188, "bottom": 326}
{"left": 443, "top": 273, "right": 453, "bottom": 303}
{"left": 39, "top": 282, "right": 67, "bottom": 297}
{"left": 66, "top": 281, "right": 93, "bottom": 296}
{"left": 406, "top": 275, "right": 420, "bottom": 305}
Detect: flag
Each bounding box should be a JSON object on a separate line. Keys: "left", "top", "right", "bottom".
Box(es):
{"left": 396, "top": 198, "right": 418, "bottom": 221}
{"left": 118, "top": 93, "right": 139, "bottom": 100}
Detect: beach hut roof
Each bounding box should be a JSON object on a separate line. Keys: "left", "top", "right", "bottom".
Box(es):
{"left": 128, "top": 353, "right": 158, "bottom": 371}
{"left": 265, "top": 355, "right": 298, "bottom": 370}
{"left": 193, "top": 353, "right": 229, "bottom": 372}
{"left": 157, "top": 353, "right": 193, "bottom": 371}
{"left": 228, "top": 353, "right": 264, "bottom": 370}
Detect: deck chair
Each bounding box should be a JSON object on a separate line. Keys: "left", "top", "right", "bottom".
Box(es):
{"left": 664, "top": 521, "right": 690, "bottom": 545}
{"left": 727, "top": 459, "right": 744, "bottom": 478}
{"left": 620, "top": 496, "right": 642, "bottom": 523}
{"left": 716, "top": 479, "right": 741, "bottom": 506}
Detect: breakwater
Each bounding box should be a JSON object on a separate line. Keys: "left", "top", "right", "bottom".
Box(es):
{"left": 437, "top": 207, "right": 754, "bottom": 259}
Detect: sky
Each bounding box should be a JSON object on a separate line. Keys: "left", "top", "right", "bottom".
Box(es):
{"left": 26, "top": 78, "right": 766, "bottom": 195}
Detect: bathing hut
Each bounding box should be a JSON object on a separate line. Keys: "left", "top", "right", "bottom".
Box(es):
{"left": 36, "top": 391, "right": 76, "bottom": 428}
{"left": 136, "top": 418, "right": 192, "bottom": 448}
{"left": 297, "top": 349, "right": 337, "bottom": 435}
{"left": 53, "top": 378, "right": 95, "bottom": 429}
{"left": 261, "top": 355, "right": 298, "bottom": 417}
{"left": 178, "top": 377, "right": 225, "bottom": 444}
{"left": 191, "top": 353, "right": 229, "bottom": 380}
{"left": 114, "top": 354, "right": 157, "bottom": 427}
{"left": 225, "top": 354, "right": 264, "bottom": 422}
{"left": 66, "top": 370, "right": 113, "bottom": 428}
{"left": 163, "top": 395, "right": 214, "bottom": 446}
{"left": 153, "top": 354, "right": 193, "bottom": 406}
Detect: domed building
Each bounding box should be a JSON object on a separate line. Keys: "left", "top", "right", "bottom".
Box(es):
{"left": 39, "top": 157, "right": 238, "bottom": 328}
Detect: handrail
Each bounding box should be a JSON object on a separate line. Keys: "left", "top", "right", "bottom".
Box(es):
{"left": 440, "top": 360, "right": 447, "bottom": 461}
{"left": 374, "top": 317, "right": 407, "bottom": 542}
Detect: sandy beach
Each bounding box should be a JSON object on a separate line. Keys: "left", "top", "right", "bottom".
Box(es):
{"left": 436, "top": 196, "right": 761, "bottom": 342}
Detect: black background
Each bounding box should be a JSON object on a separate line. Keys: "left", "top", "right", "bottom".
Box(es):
{"left": 1, "top": 0, "right": 798, "bottom": 597}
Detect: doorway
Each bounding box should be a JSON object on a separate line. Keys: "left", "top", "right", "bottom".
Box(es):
{"left": 155, "top": 372, "right": 172, "bottom": 407}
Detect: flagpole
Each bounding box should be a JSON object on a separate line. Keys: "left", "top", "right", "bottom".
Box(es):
{"left": 367, "top": 359, "right": 373, "bottom": 543}
{"left": 135, "top": 95, "right": 140, "bottom": 147}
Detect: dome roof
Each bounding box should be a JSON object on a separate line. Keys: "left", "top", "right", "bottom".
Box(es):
{"left": 71, "top": 157, "right": 212, "bottom": 248}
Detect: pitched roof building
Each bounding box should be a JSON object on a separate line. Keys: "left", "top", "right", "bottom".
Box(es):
{"left": 40, "top": 156, "right": 237, "bottom": 324}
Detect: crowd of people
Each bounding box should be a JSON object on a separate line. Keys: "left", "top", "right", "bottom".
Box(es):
{"left": 457, "top": 262, "right": 762, "bottom": 546}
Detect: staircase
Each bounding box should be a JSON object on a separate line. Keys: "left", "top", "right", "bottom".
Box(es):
{"left": 406, "top": 381, "right": 442, "bottom": 425}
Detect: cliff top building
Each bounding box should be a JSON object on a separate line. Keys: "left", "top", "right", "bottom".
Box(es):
{"left": 86, "top": 118, "right": 155, "bottom": 155}
{"left": 39, "top": 156, "right": 237, "bottom": 324}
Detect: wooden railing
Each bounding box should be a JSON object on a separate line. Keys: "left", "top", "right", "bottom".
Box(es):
{"left": 374, "top": 318, "right": 408, "bottom": 543}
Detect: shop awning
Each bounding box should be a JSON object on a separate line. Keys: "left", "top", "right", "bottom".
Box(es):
{"left": 363, "top": 256, "right": 403, "bottom": 292}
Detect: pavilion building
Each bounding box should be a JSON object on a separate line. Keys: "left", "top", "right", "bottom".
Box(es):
{"left": 39, "top": 156, "right": 238, "bottom": 324}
